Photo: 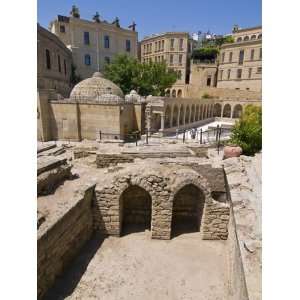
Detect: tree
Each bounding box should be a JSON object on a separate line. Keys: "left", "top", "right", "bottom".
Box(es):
{"left": 70, "top": 64, "right": 81, "bottom": 85}
{"left": 191, "top": 47, "right": 219, "bottom": 62}
{"left": 104, "top": 54, "right": 178, "bottom": 96}
{"left": 230, "top": 105, "right": 262, "bottom": 156}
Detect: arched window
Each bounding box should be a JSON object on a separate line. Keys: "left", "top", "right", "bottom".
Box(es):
{"left": 237, "top": 37, "right": 242, "bottom": 42}
{"left": 244, "top": 36, "right": 249, "bottom": 41}
{"left": 172, "top": 89, "right": 176, "bottom": 98}
{"left": 45, "top": 49, "right": 51, "bottom": 69}
{"left": 84, "top": 54, "right": 91, "bottom": 66}
{"left": 251, "top": 35, "right": 256, "bottom": 40}
{"left": 177, "top": 89, "right": 182, "bottom": 98}
{"left": 104, "top": 35, "right": 110, "bottom": 48}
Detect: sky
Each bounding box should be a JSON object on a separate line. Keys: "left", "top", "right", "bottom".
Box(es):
{"left": 38, "top": 0, "right": 261, "bottom": 39}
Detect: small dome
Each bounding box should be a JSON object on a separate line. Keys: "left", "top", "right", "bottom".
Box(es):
{"left": 70, "top": 72, "right": 124, "bottom": 102}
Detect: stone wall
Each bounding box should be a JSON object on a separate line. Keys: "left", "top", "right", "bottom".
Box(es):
{"left": 37, "top": 186, "right": 94, "bottom": 299}
{"left": 96, "top": 154, "right": 134, "bottom": 168}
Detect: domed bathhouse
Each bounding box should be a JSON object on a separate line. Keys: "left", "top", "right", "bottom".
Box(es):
{"left": 37, "top": 72, "right": 146, "bottom": 141}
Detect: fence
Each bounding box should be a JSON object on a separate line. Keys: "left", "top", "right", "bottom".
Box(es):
{"left": 99, "top": 125, "right": 232, "bottom": 152}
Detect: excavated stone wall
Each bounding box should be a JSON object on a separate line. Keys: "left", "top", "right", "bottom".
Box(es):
{"left": 37, "top": 186, "right": 94, "bottom": 299}
{"left": 92, "top": 165, "right": 230, "bottom": 240}
{"left": 96, "top": 154, "right": 134, "bottom": 168}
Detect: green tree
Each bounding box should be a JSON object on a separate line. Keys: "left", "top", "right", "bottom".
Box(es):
{"left": 104, "top": 54, "right": 178, "bottom": 96}
{"left": 230, "top": 105, "right": 262, "bottom": 156}
{"left": 70, "top": 64, "right": 81, "bottom": 85}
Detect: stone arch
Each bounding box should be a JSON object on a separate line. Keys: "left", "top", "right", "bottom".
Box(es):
{"left": 177, "top": 89, "right": 182, "bottom": 98}
{"left": 233, "top": 104, "right": 243, "bottom": 118}
{"left": 179, "top": 105, "right": 184, "bottom": 125}
{"left": 172, "top": 105, "right": 179, "bottom": 127}
{"left": 185, "top": 106, "right": 190, "bottom": 124}
{"left": 213, "top": 103, "right": 222, "bottom": 117}
{"left": 172, "top": 89, "right": 176, "bottom": 98}
{"left": 119, "top": 185, "right": 152, "bottom": 235}
{"left": 191, "top": 104, "right": 195, "bottom": 123}
{"left": 223, "top": 104, "right": 231, "bottom": 118}
{"left": 195, "top": 104, "right": 200, "bottom": 121}
{"left": 165, "top": 89, "right": 170, "bottom": 97}
{"left": 251, "top": 35, "right": 256, "bottom": 40}
{"left": 258, "top": 33, "right": 262, "bottom": 39}
{"left": 164, "top": 105, "right": 171, "bottom": 128}
{"left": 244, "top": 36, "right": 249, "bottom": 41}
{"left": 237, "top": 37, "right": 242, "bottom": 42}
{"left": 171, "top": 184, "right": 205, "bottom": 237}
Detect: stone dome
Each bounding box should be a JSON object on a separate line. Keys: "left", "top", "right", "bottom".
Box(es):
{"left": 70, "top": 72, "right": 124, "bottom": 102}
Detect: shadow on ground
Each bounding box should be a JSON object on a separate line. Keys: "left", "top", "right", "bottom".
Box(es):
{"left": 43, "top": 232, "right": 105, "bottom": 300}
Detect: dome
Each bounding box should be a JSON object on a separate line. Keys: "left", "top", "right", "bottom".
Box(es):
{"left": 70, "top": 72, "right": 124, "bottom": 102}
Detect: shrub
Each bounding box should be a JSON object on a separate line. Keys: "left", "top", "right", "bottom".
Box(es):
{"left": 230, "top": 105, "right": 262, "bottom": 156}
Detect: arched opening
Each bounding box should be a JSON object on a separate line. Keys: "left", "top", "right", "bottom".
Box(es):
{"left": 171, "top": 184, "right": 205, "bottom": 237}
{"left": 165, "top": 105, "right": 171, "bottom": 128}
{"left": 191, "top": 105, "right": 195, "bottom": 123}
{"left": 195, "top": 105, "right": 200, "bottom": 121}
{"left": 172, "top": 89, "right": 176, "bottom": 98}
{"left": 185, "top": 106, "right": 190, "bottom": 124}
{"left": 203, "top": 105, "right": 207, "bottom": 119}
{"left": 213, "top": 103, "right": 222, "bottom": 117}
{"left": 223, "top": 104, "right": 231, "bottom": 118}
{"left": 233, "top": 104, "right": 243, "bottom": 118}
{"left": 179, "top": 106, "right": 184, "bottom": 125}
{"left": 251, "top": 35, "right": 256, "bottom": 40}
{"left": 258, "top": 33, "right": 262, "bottom": 39}
{"left": 237, "top": 37, "right": 242, "bottom": 42}
{"left": 165, "top": 89, "right": 170, "bottom": 97}
{"left": 200, "top": 105, "right": 203, "bottom": 120}
{"left": 172, "top": 105, "right": 179, "bottom": 127}
{"left": 177, "top": 89, "right": 182, "bottom": 98}
{"left": 244, "top": 36, "right": 249, "bottom": 41}
{"left": 120, "top": 185, "right": 152, "bottom": 235}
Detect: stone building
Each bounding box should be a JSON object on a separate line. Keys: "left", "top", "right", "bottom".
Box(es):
{"left": 189, "top": 60, "right": 218, "bottom": 88}
{"left": 217, "top": 26, "right": 262, "bottom": 91}
{"left": 37, "top": 24, "right": 72, "bottom": 97}
{"left": 37, "top": 72, "right": 145, "bottom": 142}
{"left": 140, "top": 32, "right": 194, "bottom": 97}
{"left": 49, "top": 6, "right": 138, "bottom": 79}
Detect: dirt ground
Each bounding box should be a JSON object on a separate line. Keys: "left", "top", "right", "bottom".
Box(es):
{"left": 45, "top": 231, "right": 229, "bottom": 300}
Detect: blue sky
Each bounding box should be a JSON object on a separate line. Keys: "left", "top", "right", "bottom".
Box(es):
{"left": 38, "top": 0, "right": 261, "bottom": 39}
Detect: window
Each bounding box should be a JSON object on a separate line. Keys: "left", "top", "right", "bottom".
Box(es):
{"left": 58, "top": 55, "right": 61, "bottom": 73}
{"left": 60, "top": 25, "right": 65, "bottom": 33}
{"left": 170, "top": 38, "right": 174, "bottom": 50}
{"left": 207, "top": 76, "right": 212, "bottom": 86}
{"left": 64, "top": 59, "right": 67, "bottom": 75}
{"left": 84, "top": 54, "right": 91, "bottom": 65}
{"left": 104, "top": 35, "right": 110, "bottom": 48}
{"left": 170, "top": 54, "right": 173, "bottom": 65}
{"left": 238, "top": 50, "right": 244, "bottom": 65}
{"left": 126, "top": 40, "right": 131, "bottom": 52}
{"left": 220, "top": 70, "right": 223, "bottom": 80}
{"left": 251, "top": 49, "right": 255, "bottom": 60}
{"left": 162, "top": 40, "right": 165, "bottom": 50}
{"left": 179, "top": 54, "right": 183, "bottom": 65}
{"left": 45, "top": 49, "right": 51, "bottom": 69}
{"left": 178, "top": 70, "right": 182, "bottom": 80}
{"left": 237, "top": 69, "right": 242, "bottom": 79}
{"left": 222, "top": 52, "right": 225, "bottom": 63}
{"left": 155, "top": 42, "right": 158, "bottom": 52}
{"left": 158, "top": 41, "right": 161, "bottom": 51}
{"left": 229, "top": 52, "right": 233, "bottom": 63}
{"left": 143, "top": 45, "right": 146, "bottom": 54}
{"left": 227, "top": 69, "right": 231, "bottom": 79}
{"left": 104, "top": 56, "right": 110, "bottom": 64}
{"left": 248, "top": 68, "right": 252, "bottom": 78}
{"left": 84, "top": 32, "right": 90, "bottom": 45}
{"left": 259, "top": 48, "right": 262, "bottom": 59}
{"left": 179, "top": 38, "right": 183, "bottom": 50}
{"left": 257, "top": 67, "right": 262, "bottom": 74}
